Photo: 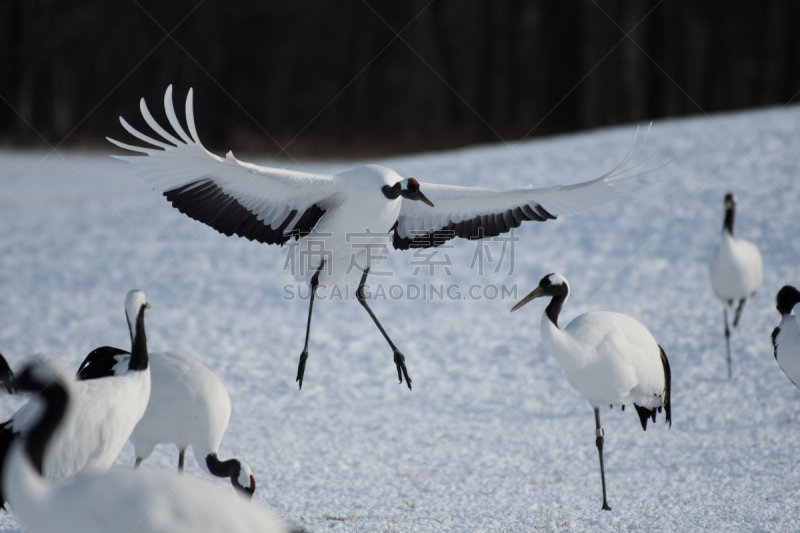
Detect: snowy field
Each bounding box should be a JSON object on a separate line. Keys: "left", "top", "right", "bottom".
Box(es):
{"left": 1, "top": 104, "right": 799, "bottom": 532}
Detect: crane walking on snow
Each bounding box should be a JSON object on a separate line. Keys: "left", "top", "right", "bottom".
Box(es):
{"left": 511, "top": 273, "right": 671, "bottom": 511}
{"left": 110, "top": 85, "right": 659, "bottom": 390}
{"left": 709, "top": 193, "right": 763, "bottom": 377}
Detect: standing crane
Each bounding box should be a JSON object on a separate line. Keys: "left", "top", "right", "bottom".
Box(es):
{"left": 511, "top": 273, "right": 671, "bottom": 510}
{"left": 709, "top": 193, "right": 763, "bottom": 377}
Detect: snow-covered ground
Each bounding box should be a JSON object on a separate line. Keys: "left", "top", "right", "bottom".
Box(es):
{"left": 1, "top": 105, "right": 799, "bottom": 532}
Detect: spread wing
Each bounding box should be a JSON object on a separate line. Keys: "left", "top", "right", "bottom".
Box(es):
{"left": 393, "top": 134, "right": 659, "bottom": 249}
{"left": 108, "top": 86, "right": 341, "bottom": 245}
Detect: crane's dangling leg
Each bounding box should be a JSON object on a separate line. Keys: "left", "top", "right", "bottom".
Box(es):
{"left": 733, "top": 298, "right": 746, "bottom": 328}
{"left": 356, "top": 268, "right": 412, "bottom": 390}
{"left": 594, "top": 408, "right": 612, "bottom": 511}
{"left": 724, "top": 307, "right": 732, "bottom": 378}
{"left": 296, "top": 265, "right": 323, "bottom": 389}
{"left": 134, "top": 457, "right": 142, "bottom": 469}
{"left": 178, "top": 449, "right": 186, "bottom": 474}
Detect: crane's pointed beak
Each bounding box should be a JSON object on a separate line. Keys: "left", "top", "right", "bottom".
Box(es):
{"left": 417, "top": 190, "right": 434, "bottom": 208}
{"left": 510, "top": 286, "right": 545, "bottom": 312}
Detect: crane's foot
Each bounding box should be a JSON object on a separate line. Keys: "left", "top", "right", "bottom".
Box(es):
{"left": 296, "top": 349, "right": 309, "bottom": 389}
{"left": 601, "top": 501, "right": 612, "bottom": 511}
{"left": 393, "top": 349, "right": 412, "bottom": 390}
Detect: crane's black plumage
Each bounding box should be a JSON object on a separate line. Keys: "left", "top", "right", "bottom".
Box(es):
{"left": 164, "top": 179, "right": 327, "bottom": 246}
{"left": 773, "top": 327, "right": 780, "bottom": 359}
{"left": 0, "top": 353, "right": 13, "bottom": 394}
{"left": 392, "top": 204, "right": 554, "bottom": 250}
{"left": 632, "top": 347, "right": 672, "bottom": 431}
{"left": 76, "top": 346, "right": 130, "bottom": 380}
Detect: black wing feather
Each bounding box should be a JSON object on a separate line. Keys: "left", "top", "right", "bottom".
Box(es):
{"left": 76, "top": 346, "right": 131, "bottom": 381}
{"left": 392, "top": 203, "right": 553, "bottom": 250}
{"left": 164, "top": 179, "right": 326, "bottom": 246}
{"left": 660, "top": 345, "right": 672, "bottom": 428}
{"left": 633, "top": 345, "right": 672, "bottom": 431}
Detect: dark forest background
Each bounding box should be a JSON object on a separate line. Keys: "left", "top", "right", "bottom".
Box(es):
{"left": 2, "top": 0, "right": 800, "bottom": 156}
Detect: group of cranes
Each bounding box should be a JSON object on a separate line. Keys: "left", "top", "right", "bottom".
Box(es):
{"left": 107, "top": 85, "right": 656, "bottom": 390}
{"left": 0, "top": 291, "right": 152, "bottom": 507}
{"left": 103, "top": 86, "right": 792, "bottom": 511}
{"left": 1, "top": 83, "right": 795, "bottom": 528}
{"left": 5, "top": 359, "right": 290, "bottom": 533}
{"left": 0, "top": 291, "right": 280, "bottom": 532}
{"left": 502, "top": 190, "right": 789, "bottom": 511}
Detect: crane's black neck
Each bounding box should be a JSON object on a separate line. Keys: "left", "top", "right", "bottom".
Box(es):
{"left": 27, "top": 380, "right": 68, "bottom": 476}
{"left": 382, "top": 183, "right": 401, "bottom": 200}
{"left": 545, "top": 292, "right": 567, "bottom": 329}
{"left": 383, "top": 182, "right": 420, "bottom": 201}
{"left": 206, "top": 453, "right": 239, "bottom": 480}
{"left": 723, "top": 205, "right": 735, "bottom": 235}
{"left": 206, "top": 453, "right": 254, "bottom": 495}
{"left": 127, "top": 307, "right": 148, "bottom": 372}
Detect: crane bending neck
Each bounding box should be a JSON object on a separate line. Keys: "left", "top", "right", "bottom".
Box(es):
{"left": 206, "top": 452, "right": 238, "bottom": 479}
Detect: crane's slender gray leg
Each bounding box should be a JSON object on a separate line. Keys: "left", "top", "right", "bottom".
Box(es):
{"left": 724, "top": 307, "right": 732, "bottom": 378}
{"left": 594, "top": 408, "right": 612, "bottom": 511}
{"left": 296, "top": 265, "right": 323, "bottom": 389}
{"left": 356, "top": 268, "right": 412, "bottom": 390}
{"left": 178, "top": 449, "right": 186, "bottom": 474}
{"left": 134, "top": 457, "right": 142, "bottom": 469}
{"left": 733, "top": 298, "right": 746, "bottom": 328}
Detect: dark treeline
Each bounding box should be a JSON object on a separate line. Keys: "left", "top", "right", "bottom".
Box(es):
{"left": 2, "top": 0, "right": 799, "bottom": 155}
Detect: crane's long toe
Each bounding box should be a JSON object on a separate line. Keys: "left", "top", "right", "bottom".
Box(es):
{"left": 602, "top": 502, "right": 612, "bottom": 511}
{"left": 393, "top": 350, "right": 412, "bottom": 390}
{"left": 296, "top": 349, "right": 309, "bottom": 389}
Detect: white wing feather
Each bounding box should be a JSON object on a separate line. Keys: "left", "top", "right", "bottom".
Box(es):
{"left": 108, "top": 86, "right": 340, "bottom": 237}
{"left": 396, "top": 131, "right": 660, "bottom": 240}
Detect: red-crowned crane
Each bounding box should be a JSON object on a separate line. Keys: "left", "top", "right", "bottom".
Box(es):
{"left": 511, "top": 273, "right": 671, "bottom": 511}
{"left": 709, "top": 193, "right": 763, "bottom": 377}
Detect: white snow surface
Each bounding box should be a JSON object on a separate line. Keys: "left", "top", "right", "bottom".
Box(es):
{"left": 1, "top": 105, "right": 800, "bottom": 532}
